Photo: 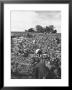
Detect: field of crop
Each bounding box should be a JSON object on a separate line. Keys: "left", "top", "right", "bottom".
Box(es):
{"left": 11, "top": 32, "right": 61, "bottom": 79}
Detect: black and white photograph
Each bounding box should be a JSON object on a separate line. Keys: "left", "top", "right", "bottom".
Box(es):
{"left": 4, "top": 4, "right": 69, "bottom": 86}
{"left": 11, "top": 11, "right": 61, "bottom": 79}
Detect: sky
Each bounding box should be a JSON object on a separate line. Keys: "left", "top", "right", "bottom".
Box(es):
{"left": 11, "top": 11, "right": 61, "bottom": 33}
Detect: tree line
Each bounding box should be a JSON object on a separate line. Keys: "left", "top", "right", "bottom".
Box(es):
{"left": 25, "top": 25, "right": 57, "bottom": 33}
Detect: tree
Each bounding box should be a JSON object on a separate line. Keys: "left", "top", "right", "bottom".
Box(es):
{"left": 28, "top": 28, "right": 35, "bottom": 32}
{"left": 25, "top": 30, "right": 28, "bottom": 32}
{"left": 52, "top": 30, "right": 57, "bottom": 33}
{"left": 44, "top": 26, "right": 51, "bottom": 33}
{"left": 36, "top": 25, "right": 44, "bottom": 33}
{"left": 48, "top": 25, "right": 55, "bottom": 33}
